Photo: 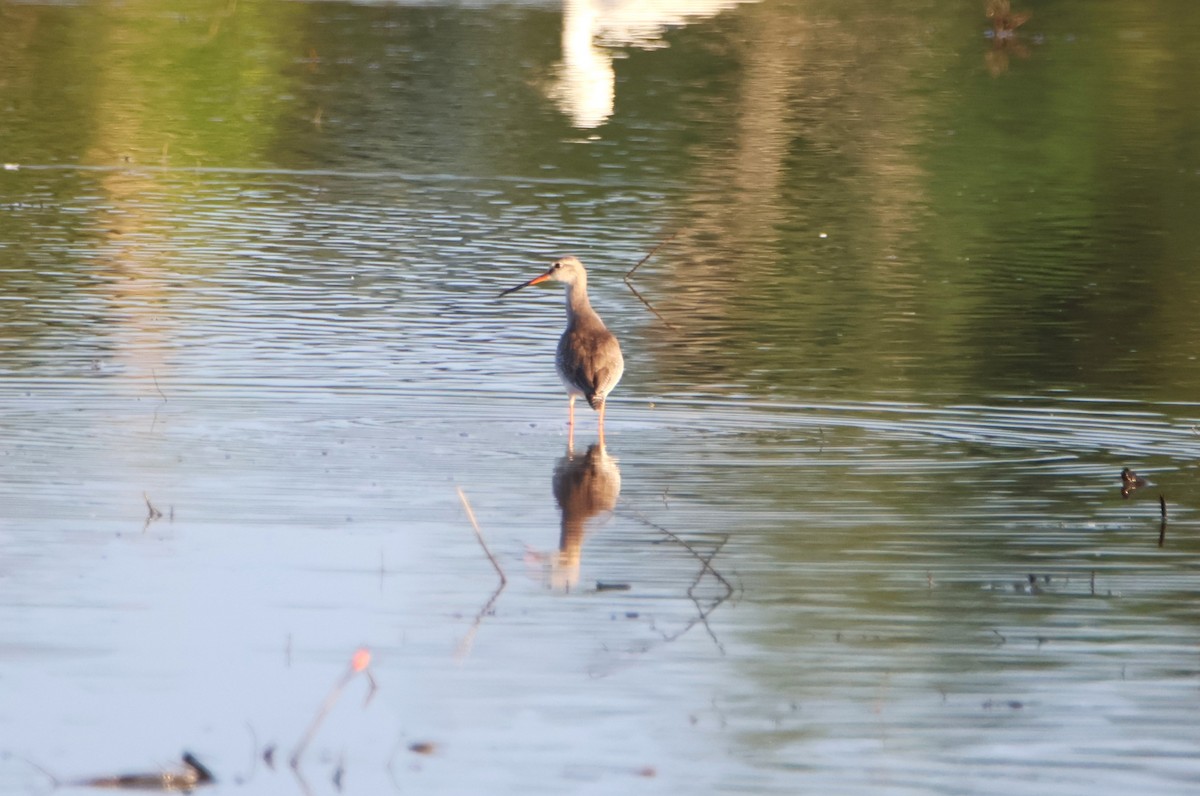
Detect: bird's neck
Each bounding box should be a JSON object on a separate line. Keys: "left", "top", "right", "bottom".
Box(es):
{"left": 563, "top": 283, "right": 595, "bottom": 322}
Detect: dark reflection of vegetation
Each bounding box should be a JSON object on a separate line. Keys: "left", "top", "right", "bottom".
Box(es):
{"left": 635, "top": 1, "right": 1200, "bottom": 403}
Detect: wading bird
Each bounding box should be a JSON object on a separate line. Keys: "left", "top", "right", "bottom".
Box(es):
{"left": 500, "top": 256, "right": 624, "bottom": 448}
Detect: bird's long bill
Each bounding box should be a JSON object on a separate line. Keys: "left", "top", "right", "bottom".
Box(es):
{"left": 498, "top": 271, "right": 552, "bottom": 297}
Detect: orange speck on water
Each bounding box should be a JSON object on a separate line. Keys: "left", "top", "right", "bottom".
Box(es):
{"left": 351, "top": 648, "right": 371, "bottom": 672}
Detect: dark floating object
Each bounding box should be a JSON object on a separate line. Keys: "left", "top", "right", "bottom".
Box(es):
{"left": 408, "top": 742, "right": 437, "bottom": 756}
{"left": 1120, "top": 468, "right": 1148, "bottom": 498}
{"left": 596, "top": 581, "right": 631, "bottom": 592}
{"left": 81, "top": 751, "right": 214, "bottom": 791}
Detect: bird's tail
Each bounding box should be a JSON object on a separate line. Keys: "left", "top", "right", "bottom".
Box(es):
{"left": 587, "top": 395, "right": 604, "bottom": 411}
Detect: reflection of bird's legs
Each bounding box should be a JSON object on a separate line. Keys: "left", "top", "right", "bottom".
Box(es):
{"left": 597, "top": 401, "right": 606, "bottom": 449}
{"left": 568, "top": 395, "right": 576, "bottom": 452}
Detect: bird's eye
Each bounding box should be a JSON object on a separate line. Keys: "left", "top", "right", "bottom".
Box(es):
{"left": 552, "top": 263, "right": 561, "bottom": 270}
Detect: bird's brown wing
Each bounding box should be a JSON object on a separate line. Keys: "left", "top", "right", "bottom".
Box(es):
{"left": 559, "top": 327, "right": 624, "bottom": 409}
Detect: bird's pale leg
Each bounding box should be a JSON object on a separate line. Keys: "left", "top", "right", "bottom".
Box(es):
{"left": 597, "top": 401, "right": 607, "bottom": 448}
{"left": 567, "top": 395, "right": 576, "bottom": 451}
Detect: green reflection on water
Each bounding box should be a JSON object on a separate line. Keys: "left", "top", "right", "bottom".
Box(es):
{"left": 1, "top": 0, "right": 1198, "bottom": 403}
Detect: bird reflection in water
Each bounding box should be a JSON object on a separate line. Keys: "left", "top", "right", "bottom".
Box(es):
{"left": 549, "top": 443, "right": 621, "bottom": 591}
{"left": 984, "top": 0, "right": 1032, "bottom": 75}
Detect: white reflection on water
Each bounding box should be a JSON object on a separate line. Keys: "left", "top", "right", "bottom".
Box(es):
{"left": 551, "top": 0, "right": 758, "bottom": 128}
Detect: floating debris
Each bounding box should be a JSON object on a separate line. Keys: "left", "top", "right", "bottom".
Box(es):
{"left": 143, "top": 493, "right": 164, "bottom": 523}
{"left": 1120, "top": 468, "right": 1147, "bottom": 498}
{"left": 23, "top": 751, "right": 216, "bottom": 791}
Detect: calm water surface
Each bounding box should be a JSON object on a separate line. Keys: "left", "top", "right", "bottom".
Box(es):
{"left": 2, "top": 1, "right": 1200, "bottom": 794}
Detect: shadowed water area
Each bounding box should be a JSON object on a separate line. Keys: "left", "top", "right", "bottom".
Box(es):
{"left": 2, "top": 1, "right": 1200, "bottom": 793}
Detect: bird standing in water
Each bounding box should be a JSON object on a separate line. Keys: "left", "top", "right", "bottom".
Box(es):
{"left": 500, "top": 256, "right": 624, "bottom": 448}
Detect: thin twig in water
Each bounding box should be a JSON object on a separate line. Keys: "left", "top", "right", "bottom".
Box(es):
{"left": 242, "top": 723, "right": 259, "bottom": 783}
{"left": 623, "top": 231, "right": 679, "bottom": 329}
{"left": 4, "top": 753, "right": 60, "bottom": 788}
{"left": 149, "top": 369, "right": 168, "bottom": 434}
{"left": 144, "top": 493, "right": 164, "bottom": 520}
{"left": 151, "top": 369, "right": 168, "bottom": 402}
{"left": 290, "top": 648, "right": 373, "bottom": 771}
{"left": 143, "top": 492, "right": 164, "bottom": 532}
{"left": 626, "top": 230, "right": 679, "bottom": 280}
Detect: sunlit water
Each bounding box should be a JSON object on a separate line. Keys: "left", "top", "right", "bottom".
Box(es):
{"left": 3, "top": 1, "right": 1200, "bottom": 794}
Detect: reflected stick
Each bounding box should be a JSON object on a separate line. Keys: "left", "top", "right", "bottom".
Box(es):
{"left": 622, "top": 507, "right": 734, "bottom": 594}
{"left": 624, "top": 280, "right": 677, "bottom": 331}
{"left": 454, "top": 487, "right": 508, "bottom": 660}
{"left": 620, "top": 507, "right": 736, "bottom": 651}
{"left": 457, "top": 487, "right": 507, "bottom": 587}
{"left": 290, "top": 648, "right": 374, "bottom": 771}
{"left": 1158, "top": 494, "right": 1167, "bottom": 548}
{"left": 666, "top": 535, "right": 732, "bottom": 653}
